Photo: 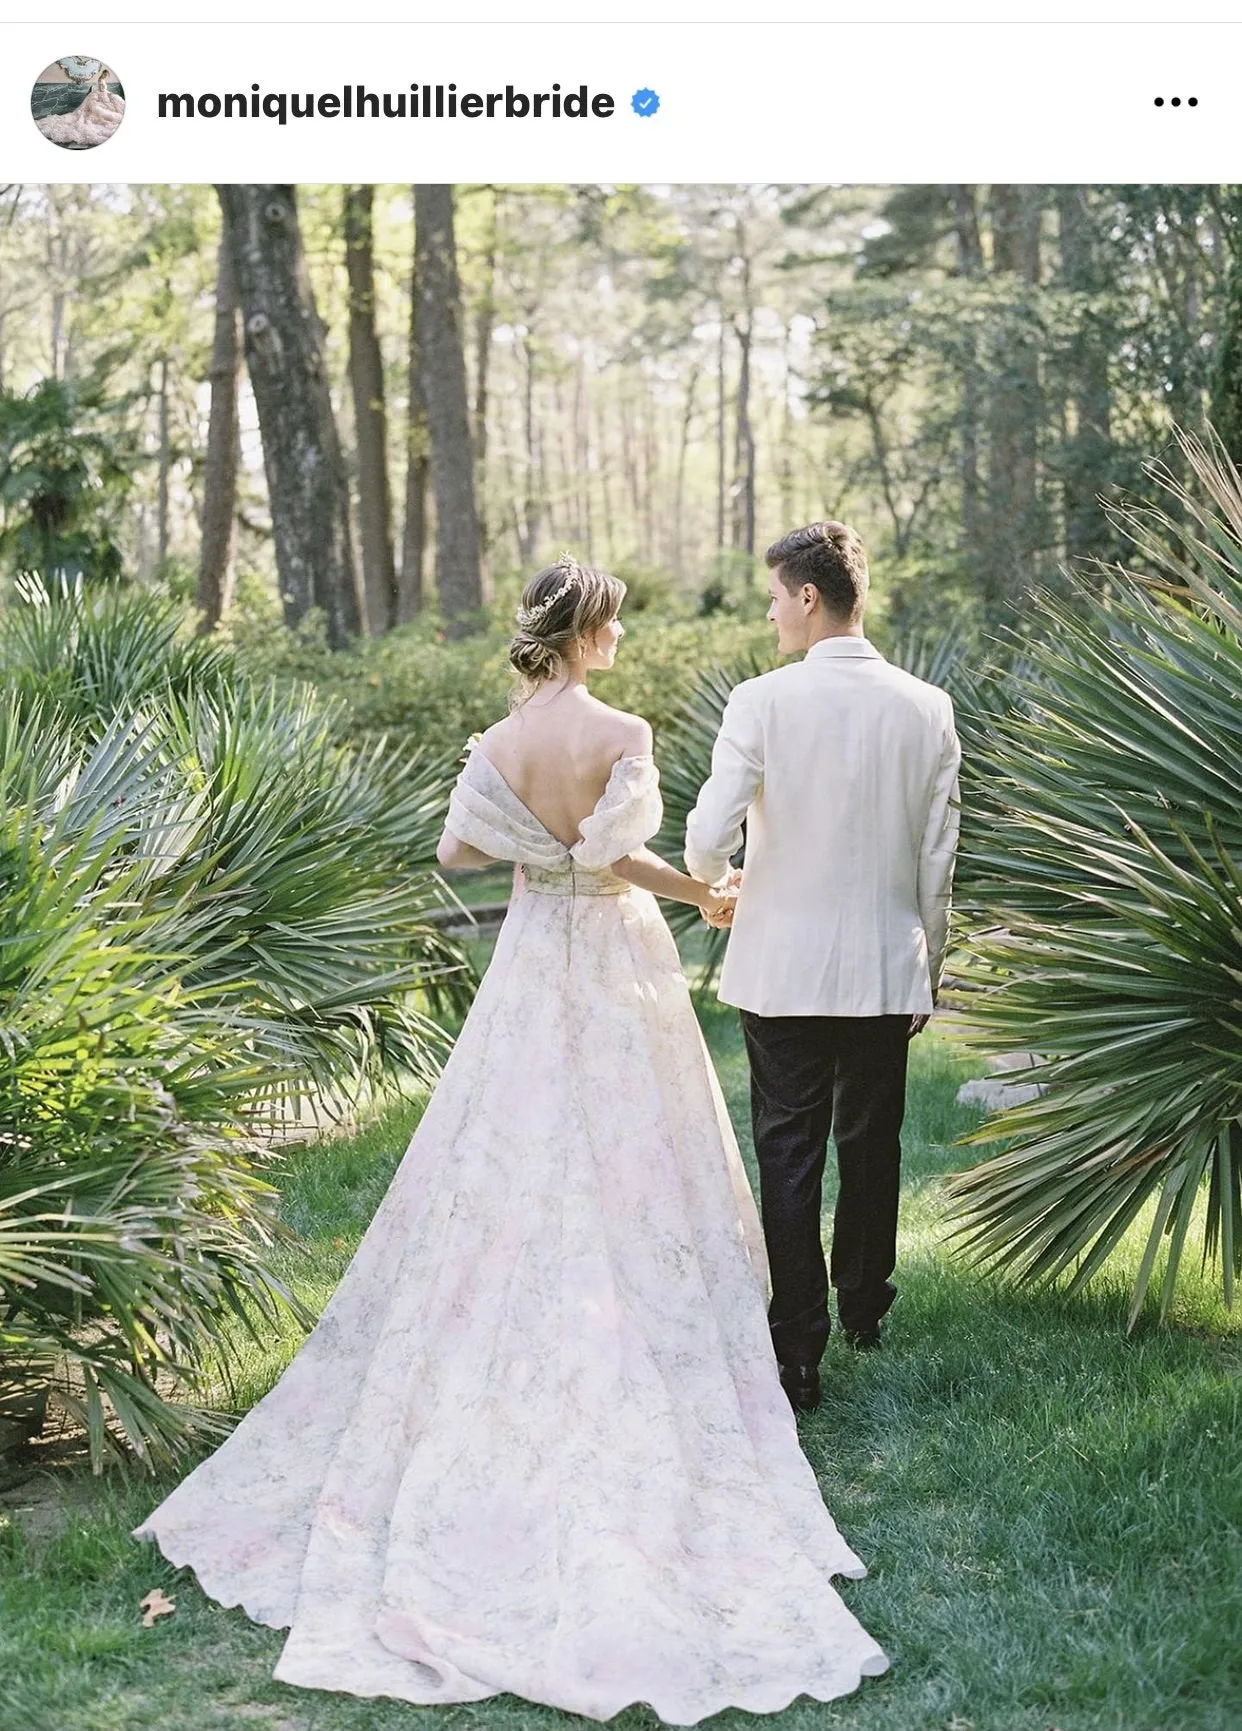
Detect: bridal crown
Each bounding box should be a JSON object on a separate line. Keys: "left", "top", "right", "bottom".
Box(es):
{"left": 515, "top": 554, "right": 581, "bottom": 630}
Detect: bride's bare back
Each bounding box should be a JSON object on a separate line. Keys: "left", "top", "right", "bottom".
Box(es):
{"left": 476, "top": 687, "right": 652, "bottom": 848}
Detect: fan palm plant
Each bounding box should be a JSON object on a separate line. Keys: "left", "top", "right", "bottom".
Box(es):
{"left": 98, "top": 687, "right": 474, "bottom": 1105}
{"left": 0, "top": 583, "right": 473, "bottom": 1464}
{"left": 0, "top": 751, "right": 304, "bottom": 1468}
{"left": 0, "top": 572, "right": 233, "bottom": 726}
{"left": 948, "top": 427, "right": 1242, "bottom": 1325}
{"left": 0, "top": 580, "right": 474, "bottom": 1109}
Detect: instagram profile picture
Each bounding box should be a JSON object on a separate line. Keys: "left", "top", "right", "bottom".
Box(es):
{"left": 31, "top": 56, "right": 126, "bottom": 150}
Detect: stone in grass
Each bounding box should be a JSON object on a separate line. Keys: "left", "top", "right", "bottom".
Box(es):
{"left": 956, "top": 1051, "right": 1047, "bottom": 1112}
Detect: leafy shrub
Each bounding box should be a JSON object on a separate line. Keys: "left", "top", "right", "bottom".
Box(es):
{"left": 0, "top": 379, "right": 136, "bottom": 583}
{"left": 696, "top": 549, "right": 767, "bottom": 618}
{"left": 233, "top": 605, "right": 778, "bottom": 754}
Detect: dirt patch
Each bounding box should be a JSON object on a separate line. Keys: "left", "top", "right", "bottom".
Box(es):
{"left": 0, "top": 1430, "right": 114, "bottom": 1544}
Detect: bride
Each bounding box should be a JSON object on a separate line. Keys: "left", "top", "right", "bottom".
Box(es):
{"left": 133, "top": 555, "right": 890, "bottom": 1723}
{"left": 36, "top": 65, "right": 125, "bottom": 149}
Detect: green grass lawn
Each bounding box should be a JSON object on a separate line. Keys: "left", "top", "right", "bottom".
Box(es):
{"left": 1, "top": 1006, "right": 1239, "bottom": 1731}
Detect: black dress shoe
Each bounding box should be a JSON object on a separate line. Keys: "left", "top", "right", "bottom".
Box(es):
{"left": 842, "top": 1325, "right": 882, "bottom": 1352}
{"left": 778, "top": 1363, "right": 821, "bottom": 1413}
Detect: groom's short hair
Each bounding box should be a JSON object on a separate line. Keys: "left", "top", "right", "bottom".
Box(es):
{"left": 766, "top": 522, "right": 869, "bottom": 622}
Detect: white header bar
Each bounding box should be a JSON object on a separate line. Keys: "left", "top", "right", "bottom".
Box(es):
{"left": 11, "top": 3, "right": 1242, "bottom": 21}
{"left": 5, "top": 22, "right": 1239, "bottom": 181}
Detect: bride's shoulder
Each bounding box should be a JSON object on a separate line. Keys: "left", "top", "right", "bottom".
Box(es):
{"left": 588, "top": 700, "right": 653, "bottom": 760}
{"left": 475, "top": 717, "right": 510, "bottom": 751}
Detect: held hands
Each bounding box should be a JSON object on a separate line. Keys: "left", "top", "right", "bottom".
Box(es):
{"left": 701, "top": 868, "right": 743, "bottom": 930}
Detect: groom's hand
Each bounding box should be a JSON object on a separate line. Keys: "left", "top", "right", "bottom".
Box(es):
{"left": 908, "top": 1012, "right": 932, "bottom": 1039}
{"left": 701, "top": 877, "right": 738, "bottom": 928}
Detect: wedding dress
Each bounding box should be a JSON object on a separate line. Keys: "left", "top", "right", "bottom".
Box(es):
{"left": 36, "top": 81, "right": 125, "bottom": 148}
{"left": 133, "top": 745, "right": 889, "bottom": 1723}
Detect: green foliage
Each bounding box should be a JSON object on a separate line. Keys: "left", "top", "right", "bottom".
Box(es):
{"left": 0, "top": 573, "right": 233, "bottom": 722}
{"left": 233, "top": 604, "right": 778, "bottom": 754}
{"left": 949, "top": 428, "right": 1242, "bottom": 1325}
{"left": 0, "top": 582, "right": 472, "bottom": 1465}
{"left": 0, "top": 378, "right": 137, "bottom": 584}
{"left": 608, "top": 562, "right": 678, "bottom": 613}
{"left": 696, "top": 549, "right": 769, "bottom": 618}
{"left": 808, "top": 186, "right": 1235, "bottom": 618}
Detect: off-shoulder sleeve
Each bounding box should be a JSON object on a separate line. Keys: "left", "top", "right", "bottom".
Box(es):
{"left": 445, "top": 773, "right": 519, "bottom": 859}
{"left": 571, "top": 756, "right": 663, "bottom": 868}
{"left": 444, "top": 744, "right": 568, "bottom": 865}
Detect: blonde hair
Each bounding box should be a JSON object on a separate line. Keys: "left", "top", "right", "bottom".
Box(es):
{"left": 509, "top": 554, "right": 626, "bottom": 696}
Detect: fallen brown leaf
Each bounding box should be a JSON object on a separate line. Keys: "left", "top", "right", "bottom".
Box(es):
{"left": 140, "top": 1586, "right": 176, "bottom": 1626}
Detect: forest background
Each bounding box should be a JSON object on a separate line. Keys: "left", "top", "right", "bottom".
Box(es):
{"left": 4, "top": 181, "right": 1240, "bottom": 750}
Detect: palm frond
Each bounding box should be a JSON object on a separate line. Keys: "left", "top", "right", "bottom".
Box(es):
{"left": 948, "top": 425, "right": 1242, "bottom": 1324}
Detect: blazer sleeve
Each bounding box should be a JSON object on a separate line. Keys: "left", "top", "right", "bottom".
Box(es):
{"left": 917, "top": 696, "right": 962, "bottom": 997}
{"left": 683, "top": 681, "right": 764, "bottom": 884}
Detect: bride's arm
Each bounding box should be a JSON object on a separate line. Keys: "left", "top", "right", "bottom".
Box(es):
{"left": 609, "top": 847, "right": 734, "bottom": 917}
{"left": 436, "top": 829, "right": 498, "bottom": 870}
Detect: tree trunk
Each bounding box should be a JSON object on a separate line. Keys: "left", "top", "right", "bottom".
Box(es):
{"left": 344, "top": 186, "right": 397, "bottom": 635}
{"left": 951, "top": 186, "right": 984, "bottom": 579}
{"left": 574, "top": 357, "right": 592, "bottom": 559}
{"left": 399, "top": 220, "right": 429, "bottom": 621}
{"left": 156, "top": 355, "right": 171, "bottom": 574}
{"left": 715, "top": 314, "right": 727, "bottom": 550}
{"left": 216, "top": 184, "right": 361, "bottom": 647}
{"left": 1056, "top": 186, "right": 1113, "bottom": 568}
{"left": 674, "top": 364, "right": 700, "bottom": 575}
{"left": 197, "top": 223, "right": 242, "bottom": 632}
{"left": 778, "top": 324, "right": 795, "bottom": 530}
{"left": 414, "top": 184, "right": 486, "bottom": 630}
{"left": 518, "top": 323, "right": 541, "bottom": 561}
{"left": 985, "top": 184, "right": 1044, "bottom": 613}
{"left": 1211, "top": 188, "right": 1242, "bottom": 472}
{"left": 641, "top": 385, "right": 656, "bottom": 566}
{"left": 623, "top": 384, "right": 639, "bottom": 560}
{"left": 472, "top": 194, "right": 499, "bottom": 559}
{"left": 474, "top": 191, "right": 498, "bottom": 469}
{"left": 1160, "top": 194, "right": 1205, "bottom": 436}
{"left": 597, "top": 397, "right": 615, "bottom": 556}
{"left": 48, "top": 220, "right": 65, "bottom": 381}
{"left": 731, "top": 305, "right": 756, "bottom": 555}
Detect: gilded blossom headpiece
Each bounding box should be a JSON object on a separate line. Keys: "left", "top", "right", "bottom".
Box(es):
{"left": 515, "top": 553, "right": 581, "bottom": 630}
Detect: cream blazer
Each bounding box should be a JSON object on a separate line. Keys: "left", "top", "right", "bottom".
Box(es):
{"left": 683, "top": 638, "right": 961, "bottom": 1017}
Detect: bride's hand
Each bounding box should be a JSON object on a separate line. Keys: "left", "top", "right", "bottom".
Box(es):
{"left": 701, "top": 884, "right": 738, "bottom": 929}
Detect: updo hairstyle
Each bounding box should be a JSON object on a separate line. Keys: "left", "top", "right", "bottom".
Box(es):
{"left": 509, "top": 554, "right": 626, "bottom": 695}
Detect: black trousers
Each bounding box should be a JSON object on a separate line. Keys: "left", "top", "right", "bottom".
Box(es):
{"left": 739, "top": 1011, "right": 911, "bottom": 1368}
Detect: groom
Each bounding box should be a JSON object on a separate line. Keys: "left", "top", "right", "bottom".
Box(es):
{"left": 684, "top": 521, "right": 960, "bottom": 1414}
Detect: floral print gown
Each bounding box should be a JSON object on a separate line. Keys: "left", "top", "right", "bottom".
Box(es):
{"left": 133, "top": 746, "right": 889, "bottom": 1724}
